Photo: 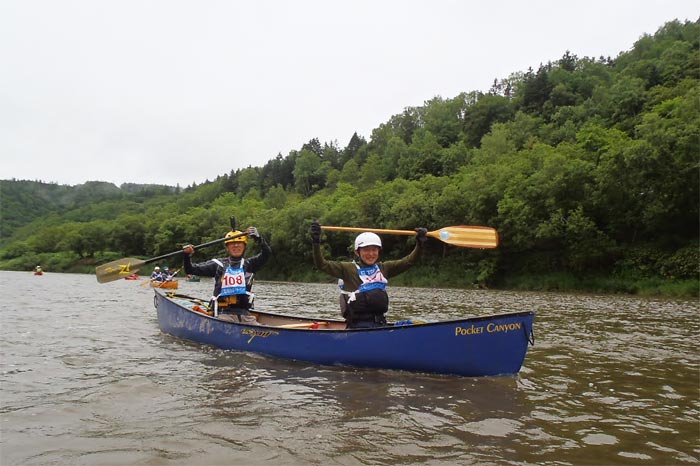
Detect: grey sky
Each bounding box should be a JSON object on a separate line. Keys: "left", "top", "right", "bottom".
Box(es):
{"left": 1, "top": 0, "right": 697, "bottom": 188}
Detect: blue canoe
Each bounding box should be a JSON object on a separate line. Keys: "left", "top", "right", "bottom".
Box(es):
{"left": 153, "top": 290, "right": 535, "bottom": 377}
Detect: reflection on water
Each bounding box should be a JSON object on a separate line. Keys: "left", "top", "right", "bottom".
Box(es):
{"left": 0, "top": 271, "right": 697, "bottom": 465}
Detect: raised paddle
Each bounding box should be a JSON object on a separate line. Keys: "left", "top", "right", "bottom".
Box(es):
{"left": 320, "top": 225, "right": 499, "bottom": 249}
{"left": 95, "top": 232, "right": 248, "bottom": 284}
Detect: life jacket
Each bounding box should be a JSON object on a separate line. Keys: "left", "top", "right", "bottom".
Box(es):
{"left": 340, "top": 262, "right": 389, "bottom": 323}
{"left": 211, "top": 258, "right": 255, "bottom": 313}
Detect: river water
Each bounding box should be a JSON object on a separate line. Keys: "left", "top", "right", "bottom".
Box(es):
{"left": 0, "top": 270, "right": 697, "bottom": 465}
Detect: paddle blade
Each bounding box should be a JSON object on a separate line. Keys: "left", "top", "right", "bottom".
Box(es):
{"left": 428, "top": 226, "right": 499, "bottom": 249}
{"left": 95, "top": 258, "right": 147, "bottom": 283}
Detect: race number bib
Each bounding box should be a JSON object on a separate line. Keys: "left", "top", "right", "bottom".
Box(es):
{"left": 357, "top": 264, "right": 387, "bottom": 292}
{"left": 220, "top": 264, "right": 246, "bottom": 296}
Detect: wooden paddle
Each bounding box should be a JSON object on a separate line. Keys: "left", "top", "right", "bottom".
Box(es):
{"left": 95, "top": 232, "right": 248, "bottom": 284}
{"left": 321, "top": 225, "right": 499, "bottom": 249}
{"left": 278, "top": 321, "right": 329, "bottom": 329}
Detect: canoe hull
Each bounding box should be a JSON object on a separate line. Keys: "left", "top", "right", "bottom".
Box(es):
{"left": 151, "top": 280, "right": 178, "bottom": 289}
{"left": 154, "top": 291, "right": 535, "bottom": 377}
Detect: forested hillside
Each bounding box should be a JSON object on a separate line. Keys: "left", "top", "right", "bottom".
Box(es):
{"left": 0, "top": 180, "right": 178, "bottom": 240}
{"left": 1, "top": 19, "right": 697, "bottom": 296}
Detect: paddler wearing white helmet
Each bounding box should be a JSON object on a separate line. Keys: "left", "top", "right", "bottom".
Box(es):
{"left": 310, "top": 221, "right": 428, "bottom": 329}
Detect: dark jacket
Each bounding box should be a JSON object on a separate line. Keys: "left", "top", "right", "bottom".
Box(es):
{"left": 312, "top": 241, "right": 422, "bottom": 322}
{"left": 184, "top": 237, "right": 271, "bottom": 309}
{"left": 312, "top": 242, "right": 421, "bottom": 291}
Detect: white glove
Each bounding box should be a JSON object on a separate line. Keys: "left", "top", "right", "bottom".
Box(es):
{"left": 247, "top": 226, "right": 260, "bottom": 240}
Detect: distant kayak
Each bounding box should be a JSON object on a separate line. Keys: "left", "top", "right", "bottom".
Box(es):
{"left": 186, "top": 275, "right": 200, "bottom": 282}
{"left": 124, "top": 274, "right": 139, "bottom": 280}
{"left": 33, "top": 271, "right": 43, "bottom": 276}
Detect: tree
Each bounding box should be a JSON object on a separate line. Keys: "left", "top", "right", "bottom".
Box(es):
{"left": 236, "top": 167, "right": 261, "bottom": 198}
{"left": 421, "top": 95, "right": 464, "bottom": 147}
{"left": 339, "top": 159, "right": 360, "bottom": 185}
{"left": 397, "top": 129, "right": 443, "bottom": 179}
{"left": 111, "top": 214, "right": 147, "bottom": 256}
{"left": 358, "top": 154, "right": 386, "bottom": 187}
{"left": 517, "top": 64, "right": 554, "bottom": 115}
{"left": 264, "top": 184, "right": 288, "bottom": 210}
{"left": 293, "top": 150, "right": 324, "bottom": 196}
{"left": 340, "top": 132, "right": 367, "bottom": 167}
{"left": 462, "top": 93, "right": 514, "bottom": 147}
{"left": 380, "top": 136, "right": 409, "bottom": 180}
{"left": 302, "top": 138, "right": 323, "bottom": 156}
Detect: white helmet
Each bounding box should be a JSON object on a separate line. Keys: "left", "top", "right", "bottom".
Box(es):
{"left": 154, "top": 266, "right": 160, "bottom": 270}
{"left": 355, "top": 232, "right": 382, "bottom": 250}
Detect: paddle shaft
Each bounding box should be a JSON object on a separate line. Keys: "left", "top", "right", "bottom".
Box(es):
{"left": 96, "top": 231, "right": 248, "bottom": 283}
{"left": 320, "top": 225, "right": 499, "bottom": 249}
{"left": 322, "top": 226, "right": 417, "bottom": 236}
{"left": 146, "top": 237, "right": 235, "bottom": 264}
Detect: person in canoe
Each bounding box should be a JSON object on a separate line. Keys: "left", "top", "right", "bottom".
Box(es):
{"left": 162, "top": 266, "right": 178, "bottom": 281}
{"left": 310, "top": 221, "right": 427, "bottom": 329}
{"left": 150, "top": 266, "right": 165, "bottom": 282}
{"left": 182, "top": 226, "right": 271, "bottom": 324}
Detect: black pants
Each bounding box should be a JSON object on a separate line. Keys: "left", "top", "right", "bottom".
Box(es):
{"left": 343, "top": 289, "right": 389, "bottom": 326}
{"left": 347, "top": 315, "right": 387, "bottom": 329}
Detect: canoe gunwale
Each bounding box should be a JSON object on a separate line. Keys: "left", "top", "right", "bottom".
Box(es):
{"left": 156, "top": 290, "right": 534, "bottom": 332}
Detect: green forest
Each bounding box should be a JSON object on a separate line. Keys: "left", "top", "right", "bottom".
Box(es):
{"left": 1, "top": 20, "right": 698, "bottom": 297}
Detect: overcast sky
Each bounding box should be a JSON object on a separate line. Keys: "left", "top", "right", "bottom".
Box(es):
{"left": 1, "top": 1, "right": 697, "bottom": 188}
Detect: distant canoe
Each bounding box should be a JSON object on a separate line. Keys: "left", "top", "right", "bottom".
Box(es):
{"left": 150, "top": 280, "right": 178, "bottom": 289}
{"left": 154, "top": 291, "right": 535, "bottom": 377}
{"left": 186, "top": 275, "right": 201, "bottom": 282}
{"left": 124, "top": 274, "right": 140, "bottom": 280}
{"left": 33, "top": 271, "right": 43, "bottom": 276}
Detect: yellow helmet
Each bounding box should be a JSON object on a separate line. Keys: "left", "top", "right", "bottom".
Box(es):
{"left": 224, "top": 230, "right": 248, "bottom": 245}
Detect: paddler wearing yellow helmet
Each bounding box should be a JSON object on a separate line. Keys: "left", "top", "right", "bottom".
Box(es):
{"left": 181, "top": 225, "right": 271, "bottom": 324}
